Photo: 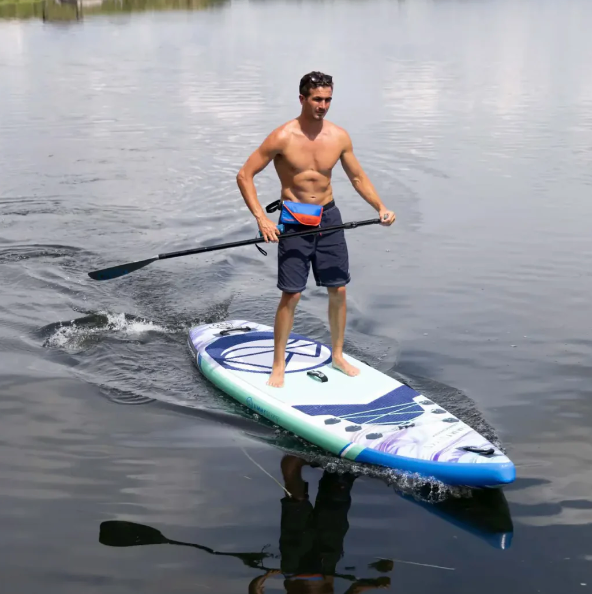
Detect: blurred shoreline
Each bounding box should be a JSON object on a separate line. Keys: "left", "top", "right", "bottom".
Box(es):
{"left": 0, "top": 0, "right": 227, "bottom": 21}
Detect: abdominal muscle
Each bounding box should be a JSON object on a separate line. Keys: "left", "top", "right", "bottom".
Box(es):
{"left": 274, "top": 160, "right": 334, "bottom": 206}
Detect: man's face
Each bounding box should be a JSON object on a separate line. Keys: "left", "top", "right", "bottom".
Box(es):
{"left": 300, "top": 86, "right": 333, "bottom": 120}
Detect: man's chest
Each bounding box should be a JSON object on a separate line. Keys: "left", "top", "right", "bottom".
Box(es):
{"left": 282, "top": 137, "right": 342, "bottom": 173}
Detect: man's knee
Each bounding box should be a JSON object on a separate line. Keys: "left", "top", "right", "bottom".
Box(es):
{"left": 327, "top": 286, "right": 347, "bottom": 302}
{"left": 280, "top": 291, "right": 301, "bottom": 309}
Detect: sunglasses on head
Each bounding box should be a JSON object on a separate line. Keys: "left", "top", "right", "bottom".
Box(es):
{"left": 305, "top": 74, "right": 332, "bottom": 85}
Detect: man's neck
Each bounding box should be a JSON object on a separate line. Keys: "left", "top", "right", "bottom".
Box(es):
{"left": 297, "top": 114, "right": 324, "bottom": 138}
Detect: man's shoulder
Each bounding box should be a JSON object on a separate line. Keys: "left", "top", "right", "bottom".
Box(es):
{"left": 324, "top": 121, "right": 351, "bottom": 142}
{"left": 273, "top": 119, "right": 300, "bottom": 138}
{"left": 264, "top": 119, "right": 297, "bottom": 148}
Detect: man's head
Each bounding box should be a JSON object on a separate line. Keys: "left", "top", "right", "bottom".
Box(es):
{"left": 299, "top": 71, "right": 333, "bottom": 121}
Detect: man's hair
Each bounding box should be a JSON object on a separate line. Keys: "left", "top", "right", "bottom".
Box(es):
{"left": 299, "top": 71, "right": 333, "bottom": 97}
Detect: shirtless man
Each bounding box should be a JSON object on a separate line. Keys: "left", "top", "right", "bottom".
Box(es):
{"left": 236, "top": 71, "right": 396, "bottom": 388}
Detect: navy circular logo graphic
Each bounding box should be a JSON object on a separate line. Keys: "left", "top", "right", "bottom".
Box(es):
{"left": 205, "top": 331, "right": 331, "bottom": 374}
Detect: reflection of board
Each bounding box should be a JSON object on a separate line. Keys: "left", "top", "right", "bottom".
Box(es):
{"left": 188, "top": 320, "right": 516, "bottom": 488}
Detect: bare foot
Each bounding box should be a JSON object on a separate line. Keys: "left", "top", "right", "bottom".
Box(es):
{"left": 332, "top": 356, "right": 360, "bottom": 377}
{"left": 267, "top": 362, "right": 285, "bottom": 387}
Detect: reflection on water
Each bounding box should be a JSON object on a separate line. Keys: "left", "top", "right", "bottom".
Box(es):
{"left": 0, "top": 0, "right": 227, "bottom": 21}
{"left": 99, "top": 519, "right": 274, "bottom": 570}
{"left": 98, "top": 458, "right": 388, "bottom": 594}
{"left": 99, "top": 454, "right": 513, "bottom": 593}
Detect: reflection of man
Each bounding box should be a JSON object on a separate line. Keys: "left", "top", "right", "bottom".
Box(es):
{"left": 248, "top": 455, "right": 390, "bottom": 594}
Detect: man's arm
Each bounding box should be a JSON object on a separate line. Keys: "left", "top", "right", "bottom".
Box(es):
{"left": 339, "top": 131, "right": 395, "bottom": 226}
{"left": 247, "top": 570, "right": 281, "bottom": 594}
{"left": 237, "top": 129, "right": 284, "bottom": 242}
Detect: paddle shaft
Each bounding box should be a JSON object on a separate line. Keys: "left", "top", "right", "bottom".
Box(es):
{"left": 163, "top": 539, "right": 359, "bottom": 579}
{"left": 158, "top": 217, "right": 381, "bottom": 261}
{"left": 88, "top": 217, "right": 383, "bottom": 280}
{"left": 99, "top": 521, "right": 364, "bottom": 581}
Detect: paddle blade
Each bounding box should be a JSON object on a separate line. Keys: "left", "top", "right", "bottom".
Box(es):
{"left": 233, "top": 551, "right": 274, "bottom": 569}
{"left": 88, "top": 257, "right": 158, "bottom": 281}
{"left": 99, "top": 520, "right": 169, "bottom": 547}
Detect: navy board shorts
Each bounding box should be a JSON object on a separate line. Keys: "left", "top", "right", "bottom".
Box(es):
{"left": 277, "top": 200, "right": 350, "bottom": 293}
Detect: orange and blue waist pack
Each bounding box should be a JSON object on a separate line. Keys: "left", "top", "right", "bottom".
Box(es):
{"left": 279, "top": 200, "right": 323, "bottom": 226}
{"left": 255, "top": 200, "right": 323, "bottom": 256}
{"left": 265, "top": 199, "right": 323, "bottom": 226}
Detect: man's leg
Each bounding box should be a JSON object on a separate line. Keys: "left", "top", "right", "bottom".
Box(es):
{"left": 311, "top": 202, "right": 358, "bottom": 376}
{"left": 280, "top": 454, "right": 309, "bottom": 499}
{"left": 275, "top": 219, "right": 314, "bottom": 388}
{"left": 278, "top": 455, "right": 316, "bottom": 580}
{"left": 328, "top": 286, "right": 359, "bottom": 376}
{"left": 268, "top": 291, "right": 301, "bottom": 387}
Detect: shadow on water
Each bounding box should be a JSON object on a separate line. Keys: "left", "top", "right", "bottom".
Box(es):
{"left": 98, "top": 454, "right": 512, "bottom": 593}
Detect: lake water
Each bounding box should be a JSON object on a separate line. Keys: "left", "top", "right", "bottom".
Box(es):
{"left": 1, "top": 0, "right": 592, "bottom": 592}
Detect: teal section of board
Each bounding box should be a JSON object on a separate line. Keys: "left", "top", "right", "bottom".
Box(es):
{"left": 197, "top": 354, "right": 359, "bottom": 458}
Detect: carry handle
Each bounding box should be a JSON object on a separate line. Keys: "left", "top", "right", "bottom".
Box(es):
{"left": 458, "top": 445, "right": 495, "bottom": 456}
{"left": 219, "top": 326, "right": 253, "bottom": 336}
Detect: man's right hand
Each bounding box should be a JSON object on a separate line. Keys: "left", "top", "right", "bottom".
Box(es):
{"left": 257, "top": 216, "right": 281, "bottom": 242}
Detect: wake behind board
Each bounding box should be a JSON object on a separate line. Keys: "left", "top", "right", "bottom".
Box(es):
{"left": 188, "top": 320, "right": 515, "bottom": 488}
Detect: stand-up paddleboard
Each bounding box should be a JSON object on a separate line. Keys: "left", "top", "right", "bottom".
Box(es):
{"left": 188, "top": 320, "right": 515, "bottom": 488}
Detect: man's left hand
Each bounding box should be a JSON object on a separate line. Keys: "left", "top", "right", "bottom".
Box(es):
{"left": 379, "top": 208, "right": 396, "bottom": 226}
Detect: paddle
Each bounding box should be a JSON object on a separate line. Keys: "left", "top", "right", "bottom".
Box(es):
{"left": 88, "top": 217, "right": 382, "bottom": 281}
{"left": 98, "top": 520, "right": 384, "bottom": 582}
{"left": 99, "top": 520, "right": 273, "bottom": 569}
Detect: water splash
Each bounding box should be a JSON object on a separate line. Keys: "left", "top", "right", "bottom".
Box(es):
{"left": 248, "top": 427, "right": 467, "bottom": 503}
{"left": 40, "top": 311, "right": 174, "bottom": 352}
